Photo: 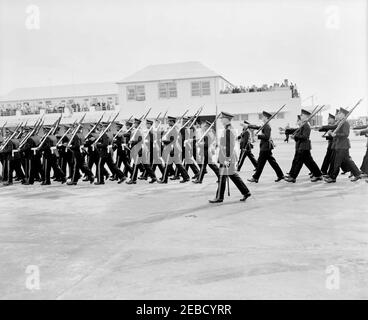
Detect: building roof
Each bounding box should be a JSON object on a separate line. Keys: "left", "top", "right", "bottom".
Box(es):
{"left": 0, "top": 82, "right": 118, "bottom": 102}
{"left": 117, "top": 61, "right": 223, "bottom": 84}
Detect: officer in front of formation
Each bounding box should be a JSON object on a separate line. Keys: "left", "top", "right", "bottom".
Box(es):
{"left": 209, "top": 112, "right": 251, "bottom": 203}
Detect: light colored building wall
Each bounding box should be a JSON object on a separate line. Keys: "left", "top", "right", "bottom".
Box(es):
{"left": 117, "top": 77, "right": 219, "bottom": 118}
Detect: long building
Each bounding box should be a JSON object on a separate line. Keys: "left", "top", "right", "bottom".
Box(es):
{"left": 0, "top": 61, "right": 301, "bottom": 132}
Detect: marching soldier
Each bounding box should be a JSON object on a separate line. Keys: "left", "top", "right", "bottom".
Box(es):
{"left": 209, "top": 112, "right": 251, "bottom": 203}
{"left": 247, "top": 111, "right": 284, "bottom": 183}
{"left": 284, "top": 109, "right": 322, "bottom": 183}
{"left": 236, "top": 120, "right": 258, "bottom": 172}
{"left": 158, "top": 116, "right": 190, "bottom": 184}
{"left": 66, "top": 125, "right": 94, "bottom": 185}
{"left": 126, "top": 118, "right": 157, "bottom": 184}
{"left": 318, "top": 113, "right": 337, "bottom": 176}
{"left": 324, "top": 108, "right": 361, "bottom": 183}
{"left": 193, "top": 120, "right": 219, "bottom": 184}
{"left": 39, "top": 126, "right": 66, "bottom": 185}
{"left": 93, "top": 124, "right": 126, "bottom": 185}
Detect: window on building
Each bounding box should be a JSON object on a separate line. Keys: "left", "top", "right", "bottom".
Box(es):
{"left": 158, "top": 82, "right": 177, "bottom": 98}
{"left": 127, "top": 85, "right": 146, "bottom": 101}
{"left": 191, "top": 81, "right": 211, "bottom": 97}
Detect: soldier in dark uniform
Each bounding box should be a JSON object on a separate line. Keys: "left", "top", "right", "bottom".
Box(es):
{"left": 66, "top": 125, "right": 94, "bottom": 185}
{"left": 120, "top": 120, "right": 134, "bottom": 178}
{"left": 158, "top": 116, "right": 190, "bottom": 184}
{"left": 126, "top": 118, "right": 157, "bottom": 184}
{"left": 236, "top": 120, "right": 258, "bottom": 172}
{"left": 84, "top": 123, "right": 109, "bottom": 182}
{"left": 284, "top": 109, "right": 322, "bottom": 183}
{"left": 140, "top": 119, "right": 164, "bottom": 180}
{"left": 247, "top": 111, "right": 284, "bottom": 183}
{"left": 93, "top": 124, "right": 125, "bottom": 185}
{"left": 39, "top": 126, "right": 66, "bottom": 185}
{"left": 193, "top": 120, "right": 219, "bottom": 184}
{"left": 20, "top": 128, "right": 43, "bottom": 185}
{"left": 324, "top": 108, "right": 361, "bottom": 183}
{"left": 1, "top": 130, "right": 25, "bottom": 185}
{"left": 209, "top": 112, "right": 251, "bottom": 203}
{"left": 56, "top": 125, "right": 74, "bottom": 180}
{"left": 318, "top": 113, "right": 337, "bottom": 176}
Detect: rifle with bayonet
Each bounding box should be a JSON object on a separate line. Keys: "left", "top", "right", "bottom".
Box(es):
{"left": 0, "top": 122, "right": 23, "bottom": 152}
{"left": 85, "top": 112, "right": 105, "bottom": 140}
{"left": 92, "top": 112, "right": 120, "bottom": 147}
{"left": 66, "top": 113, "right": 87, "bottom": 149}
{"left": 330, "top": 99, "right": 363, "bottom": 136}
{"left": 291, "top": 105, "right": 325, "bottom": 137}
{"left": 254, "top": 104, "right": 286, "bottom": 135}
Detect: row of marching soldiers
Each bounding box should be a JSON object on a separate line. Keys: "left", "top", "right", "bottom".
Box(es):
{"left": 0, "top": 98, "right": 366, "bottom": 203}
{"left": 0, "top": 109, "right": 223, "bottom": 188}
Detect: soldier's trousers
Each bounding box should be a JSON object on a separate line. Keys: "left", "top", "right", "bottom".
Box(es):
{"left": 331, "top": 149, "right": 360, "bottom": 179}
{"left": 71, "top": 151, "right": 94, "bottom": 183}
{"left": 197, "top": 161, "right": 219, "bottom": 182}
{"left": 3, "top": 156, "right": 24, "bottom": 183}
{"left": 360, "top": 148, "right": 368, "bottom": 174}
{"left": 161, "top": 163, "right": 189, "bottom": 182}
{"left": 130, "top": 162, "right": 156, "bottom": 182}
{"left": 89, "top": 151, "right": 109, "bottom": 178}
{"left": 328, "top": 150, "right": 351, "bottom": 176}
{"left": 59, "top": 149, "right": 73, "bottom": 178}
{"left": 24, "top": 156, "right": 39, "bottom": 184}
{"left": 215, "top": 164, "right": 250, "bottom": 200}
{"left": 116, "top": 151, "right": 133, "bottom": 177}
{"left": 253, "top": 150, "right": 284, "bottom": 180}
{"left": 289, "top": 150, "right": 321, "bottom": 179}
{"left": 43, "top": 152, "right": 65, "bottom": 183}
{"left": 96, "top": 154, "right": 124, "bottom": 184}
{"left": 184, "top": 162, "right": 199, "bottom": 176}
{"left": 321, "top": 146, "right": 333, "bottom": 174}
{"left": 237, "top": 149, "right": 258, "bottom": 171}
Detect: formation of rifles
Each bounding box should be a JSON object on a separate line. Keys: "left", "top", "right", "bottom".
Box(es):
{"left": 0, "top": 98, "right": 367, "bottom": 203}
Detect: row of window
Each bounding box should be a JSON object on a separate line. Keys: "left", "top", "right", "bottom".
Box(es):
{"left": 231, "top": 112, "right": 285, "bottom": 121}
{"left": 126, "top": 80, "right": 211, "bottom": 101}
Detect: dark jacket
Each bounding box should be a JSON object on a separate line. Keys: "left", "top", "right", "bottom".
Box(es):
{"left": 333, "top": 121, "right": 350, "bottom": 150}
{"left": 294, "top": 122, "right": 311, "bottom": 151}
{"left": 257, "top": 123, "right": 273, "bottom": 151}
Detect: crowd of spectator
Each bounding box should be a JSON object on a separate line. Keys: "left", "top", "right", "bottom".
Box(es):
{"left": 220, "top": 79, "right": 299, "bottom": 98}
{"left": 0, "top": 100, "right": 116, "bottom": 117}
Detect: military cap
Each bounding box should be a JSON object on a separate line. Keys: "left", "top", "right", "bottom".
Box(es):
{"left": 134, "top": 118, "right": 142, "bottom": 124}
{"left": 301, "top": 109, "right": 311, "bottom": 116}
{"left": 167, "top": 116, "right": 176, "bottom": 122}
{"left": 262, "top": 111, "right": 272, "bottom": 119}
{"left": 339, "top": 107, "right": 349, "bottom": 116}
{"left": 115, "top": 122, "right": 124, "bottom": 129}
{"left": 328, "top": 113, "right": 335, "bottom": 120}
{"left": 146, "top": 119, "right": 153, "bottom": 125}
{"left": 219, "top": 111, "right": 234, "bottom": 119}
{"left": 125, "top": 120, "right": 133, "bottom": 126}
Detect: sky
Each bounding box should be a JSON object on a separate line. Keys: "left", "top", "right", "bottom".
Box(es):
{"left": 0, "top": 0, "right": 367, "bottom": 115}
